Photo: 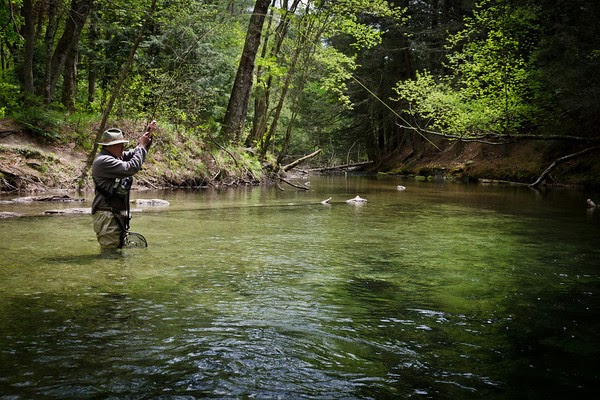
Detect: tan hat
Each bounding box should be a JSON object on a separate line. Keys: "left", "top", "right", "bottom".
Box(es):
{"left": 98, "top": 128, "right": 129, "bottom": 146}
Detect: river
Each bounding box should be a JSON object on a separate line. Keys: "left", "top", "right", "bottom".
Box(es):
{"left": 1, "top": 176, "right": 599, "bottom": 399}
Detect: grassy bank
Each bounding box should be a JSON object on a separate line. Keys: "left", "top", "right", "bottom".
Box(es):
{"left": 0, "top": 118, "right": 265, "bottom": 193}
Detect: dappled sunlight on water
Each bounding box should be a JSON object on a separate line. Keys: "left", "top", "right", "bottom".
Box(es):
{"left": 1, "top": 176, "right": 599, "bottom": 398}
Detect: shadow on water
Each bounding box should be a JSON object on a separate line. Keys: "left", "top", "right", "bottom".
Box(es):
{"left": 1, "top": 176, "right": 600, "bottom": 398}
{"left": 42, "top": 247, "right": 150, "bottom": 263}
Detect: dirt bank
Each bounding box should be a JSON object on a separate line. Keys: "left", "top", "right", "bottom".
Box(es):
{"left": 0, "top": 119, "right": 86, "bottom": 192}
{"left": 380, "top": 137, "right": 600, "bottom": 189}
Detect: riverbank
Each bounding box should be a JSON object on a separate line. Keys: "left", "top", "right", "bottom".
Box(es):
{"left": 378, "top": 136, "right": 600, "bottom": 190}
{"left": 0, "top": 119, "right": 263, "bottom": 193}
{"left": 2, "top": 118, "right": 599, "bottom": 193}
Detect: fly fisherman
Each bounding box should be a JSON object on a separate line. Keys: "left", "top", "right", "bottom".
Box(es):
{"left": 91, "top": 121, "right": 156, "bottom": 248}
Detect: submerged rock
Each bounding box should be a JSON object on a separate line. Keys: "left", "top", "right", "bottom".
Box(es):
{"left": 346, "top": 195, "right": 367, "bottom": 204}
{"left": 586, "top": 198, "right": 597, "bottom": 208}
{"left": 135, "top": 199, "right": 170, "bottom": 206}
{"left": 44, "top": 208, "right": 91, "bottom": 215}
{"left": 0, "top": 211, "right": 23, "bottom": 218}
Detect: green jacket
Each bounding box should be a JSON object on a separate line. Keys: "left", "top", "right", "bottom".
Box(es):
{"left": 91, "top": 146, "right": 147, "bottom": 214}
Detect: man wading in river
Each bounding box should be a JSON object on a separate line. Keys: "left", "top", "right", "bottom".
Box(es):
{"left": 91, "top": 121, "right": 156, "bottom": 248}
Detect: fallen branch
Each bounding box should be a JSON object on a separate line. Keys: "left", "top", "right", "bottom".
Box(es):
{"left": 529, "top": 146, "right": 600, "bottom": 188}
{"left": 282, "top": 149, "right": 321, "bottom": 172}
{"left": 279, "top": 177, "right": 310, "bottom": 190}
{"left": 307, "top": 160, "right": 373, "bottom": 172}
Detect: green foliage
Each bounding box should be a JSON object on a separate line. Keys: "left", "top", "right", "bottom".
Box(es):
{"left": 393, "top": 0, "right": 542, "bottom": 136}
{"left": 6, "top": 0, "right": 595, "bottom": 180}
{"left": 393, "top": 71, "right": 469, "bottom": 134}
{"left": 238, "top": 150, "right": 263, "bottom": 180}
{"left": 290, "top": 80, "right": 354, "bottom": 165}
{"left": 0, "top": 80, "right": 21, "bottom": 118}
{"left": 107, "top": 0, "right": 242, "bottom": 130}
{"left": 0, "top": 0, "right": 23, "bottom": 49}
{"left": 63, "top": 112, "right": 102, "bottom": 151}
{"left": 13, "top": 108, "right": 63, "bottom": 142}
{"left": 530, "top": 0, "right": 600, "bottom": 135}
{"left": 314, "top": 47, "right": 357, "bottom": 109}
{"left": 325, "top": 0, "right": 405, "bottom": 50}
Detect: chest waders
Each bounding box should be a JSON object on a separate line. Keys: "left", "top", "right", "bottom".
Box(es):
{"left": 94, "top": 177, "right": 148, "bottom": 248}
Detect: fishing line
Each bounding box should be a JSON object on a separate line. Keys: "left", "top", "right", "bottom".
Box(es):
{"left": 140, "top": 5, "right": 439, "bottom": 154}
{"left": 145, "top": 25, "right": 220, "bottom": 125}
{"left": 349, "top": 74, "right": 441, "bottom": 151}
{"left": 241, "top": 9, "right": 442, "bottom": 151}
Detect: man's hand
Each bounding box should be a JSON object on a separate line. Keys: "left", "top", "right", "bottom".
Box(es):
{"left": 140, "top": 120, "right": 157, "bottom": 150}
{"left": 147, "top": 120, "right": 157, "bottom": 133}
{"left": 140, "top": 132, "right": 152, "bottom": 149}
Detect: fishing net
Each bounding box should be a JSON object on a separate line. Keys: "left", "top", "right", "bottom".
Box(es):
{"left": 122, "top": 232, "right": 148, "bottom": 248}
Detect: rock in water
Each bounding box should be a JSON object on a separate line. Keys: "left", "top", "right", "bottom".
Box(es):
{"left": 586, "top": 198, "right": 597, "bottom": 208}
{"left": 346, "top": 195, "right": 367, "bottom": 204}
{"left": 135, "top": 199, "right": 170, "bottom": 206}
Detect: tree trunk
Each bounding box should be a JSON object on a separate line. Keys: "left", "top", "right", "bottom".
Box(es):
{"left": 260, "top": 43, "right": 301, "bottom": 158}
{"left": 247, "top": 5, "right": 274, "bottom": 148}
{"left": 40, "top": 0, "right": 61, "bottom": 97}
{"left": 276, "top": 106, "right": 299, "bottom": 165}
{"left": 281, "top": 148, "right": 321, "bottom": 171}
{"left": 61, "top": 47, "right": 77, "bottom": 112}
{"left": 247, "top": 0, "right": 301, "bottom": 148}
{"left": 223, "top": 0, "right": 272, "bottom": 142}
{"left": 19, "top": 0, "right": 35, "bottom": 95}
{"left": 45, "top": 0, "right": 93, "bottom": 104}
{"left": 260, "top": 3, "right": 317, "bottom": 158}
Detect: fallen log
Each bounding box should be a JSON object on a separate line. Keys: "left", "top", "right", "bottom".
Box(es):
{"left": 44, "top": 208, "right": 91, "bottom": 215}
{"left": 307, "top": 160, "right": 373, "bottom": 172}
{"left": 279, "top": 177, "right": 310, "bottom": 190}
{"left": 0, "top": 211, "right": 23, "bottom": 218}
{"left": 134, "top": 198, "right": 170, "bottom": 206}
{"left": 282, "top": 149, "right": 322, "bottom": 172}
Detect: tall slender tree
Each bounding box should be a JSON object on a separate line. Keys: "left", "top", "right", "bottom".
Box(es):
{"left": 223, "top": 0, "right": 271, "bottom": 142}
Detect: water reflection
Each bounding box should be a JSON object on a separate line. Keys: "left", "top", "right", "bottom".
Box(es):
{"left": 1, "top": 176, "right": 599, "bottom": 398}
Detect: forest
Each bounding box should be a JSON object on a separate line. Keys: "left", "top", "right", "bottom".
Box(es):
{"left": 1, "top": 0, "right": 599, "bottom": 190}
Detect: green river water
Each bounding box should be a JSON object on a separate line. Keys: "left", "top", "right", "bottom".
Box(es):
{"left": 1, "top": 176, "right": 599, "bottom": 399}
